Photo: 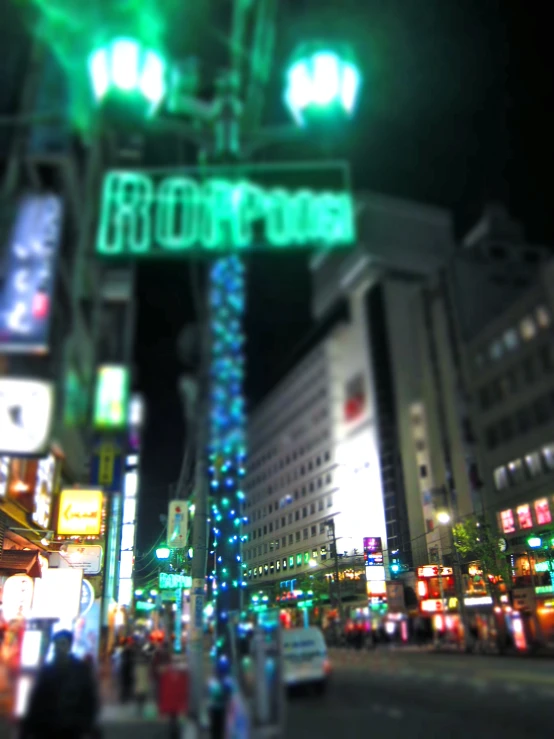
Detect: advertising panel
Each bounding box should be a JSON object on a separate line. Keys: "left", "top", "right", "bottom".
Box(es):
{"left": 0, "top": 194, "right": 63, "bottom": 353}
{"left": 58, "top": 545, "right": 103, "bottom": 575}
{"left": 93, "top": 365, "right": 130, "bottom": 430}
{"left": 363, "top": 536, "right": 383, "bottom": 567}
{"left": 168, "top": 500, "right": 188, "bottom": 549}
{"left": 32, "top": 454, "right": 56, "bottom": 529}
{"left": 1, "top": 575, "right": 34, "bottom": 622}
{"left": 56, "top": 488, "right": 104, "bottom": 537}
{"left": 31, "top": 568, "right": 83, "bottom": 620}
{"left": 0, "top": 379, "right": 55, "bottom": 455}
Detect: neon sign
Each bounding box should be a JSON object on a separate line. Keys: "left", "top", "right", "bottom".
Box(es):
{"left": 0, "top": 195, "right": 62, "bottom": 353}
{"left": 96, "top": 171, "right": 356, "bottom": 256}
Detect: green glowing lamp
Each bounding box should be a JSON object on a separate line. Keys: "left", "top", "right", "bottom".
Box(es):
{"left": 527, "top": 536, "right": 542, "bottom": 549}
{"left": 284, "top": 42, "right": 361, "bottom": 127}
{"left": 156, "top": 546, "right": 171, "bottom": 560}
{"left": 88, "top": 37, "right": 166, "bottom": 114}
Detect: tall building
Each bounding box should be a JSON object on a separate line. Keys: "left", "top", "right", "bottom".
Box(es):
{"left": 409, "top": 204, "right": 551, "bottom": 564}
{"left": 244, "top": 192, "right": 455, "bottom": 599}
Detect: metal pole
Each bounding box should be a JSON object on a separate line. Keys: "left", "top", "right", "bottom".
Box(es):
{"left": 329, "top": 520, "right": 343, "bottom": 625}
{"left": 187, "top": 330, "right": 211, "bottom": 722}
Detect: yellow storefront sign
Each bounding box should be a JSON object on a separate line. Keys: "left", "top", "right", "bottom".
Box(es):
{"left": 57, "top": 488, "right": 103, "bottom": 537}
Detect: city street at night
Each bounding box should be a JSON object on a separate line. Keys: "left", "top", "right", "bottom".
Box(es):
{"left": 286, "top": 649, "right": 554, "bottom": 739}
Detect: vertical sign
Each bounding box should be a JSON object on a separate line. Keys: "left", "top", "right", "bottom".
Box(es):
{"left": 168, "top": 501, "right": 188, "bottom": 549}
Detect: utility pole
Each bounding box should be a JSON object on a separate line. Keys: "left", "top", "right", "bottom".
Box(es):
{"left": 326, "top": 519, "right": 343, "bottom": 625}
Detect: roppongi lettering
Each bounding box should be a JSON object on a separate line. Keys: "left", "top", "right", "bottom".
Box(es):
{"left": 97, "top": 172, "right": 355, "bottom": 255}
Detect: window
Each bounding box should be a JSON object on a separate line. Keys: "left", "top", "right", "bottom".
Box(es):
{"left": 507, "top": 459, "right": 525, "bottom": 485}
{"left": 312, "top": 549, "right": 318, "bottom": 558}
{"left": 303, "top": 528, "right": 308, "bottom": 540}
{"left": 493, "top": 466, "right": 509, "bottom": 491}
{"left": 311, "top": 525, "right": 317, "bottom": 536}
{"left": 489, "top": 340, "right": 504, "bottom": 360}
{"left": 317, "top": 479, "right": 323, "bottom": 489}
{"left": 296, "top": 554, "right": 302, "bottom": 566}
{"left": 485, "top": 426, "right": 498, "bottom": 450}
{"left": 499, "top": 416, "right": 514, "bottom": 442}
{"left": 327, "top": 496, "right": 333, "bottom": 508}
{"left": 289, "top": 556, "right": 294, "bottom": 569}
{"left": 419, "top": 464, "right": 428, "bottom": 479}
{"left": 310, "top": 503, "right": 315, "bottom": 515}
{"left": 520, "top": 316, "right": 537, "bottom": 341}
{"left": 276, "top": 560, "right": 280, "bottom": 571}
{"left": 288, "top": 534, "right": 293, "bottom": 544}
{"left": 516, "top": 407, "right": 531, "bottom": 434}
{"left": 282, "top": 559, "right": 287, "bottom": 570}
{"left": 325, "top": 474, "right": 332, "bottom": 484}
{"left": 319, "top": 523, "right": 326, "bottom": 534}
{"left": 533, "top": 396, "right": 550, "bottom": 425}
{"left": 516, "top": 504, "right": 533, "bottom": 530}
{"left": 542, "top": 444, "right": 554, "bottom": 471}
{"left": 504, "top": 328, "right": 519, "bottom": 351}
{"left": 281, "top": 536, "right": 286, "bottom": 547}
{"left": 534, "top": 498, "right": 552, "bottom": 526}
{"left": 295, "top": 531, "right": 301, "bottom": 542}
{"left": 415, "top": 439, "right": 426, "bottom": 452}
{"left": 324, "top": 451, "right": 330, "bottom": 462}
{"left": 302, "top": 507, "right": 307, "bottom": 518}
{"left": 318, "top": 499, "right": 324, "bottom": 511}
{"left": 536, "top": 305, "right": 551, "bottom": 329}
{"left": 295, "top": 510, "right": 300, "bottom": 521}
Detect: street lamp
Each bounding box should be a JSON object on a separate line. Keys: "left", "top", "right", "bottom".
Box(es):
{"left": 88, "top": 37, "right": 167, "bottom": 115}
{"left": 436, "top": 510, "right": 451, "bottom": 525}
{"left": 156, "top": 546, "right": 171, "bottom": 560}
{"left": 284, "top": 42, "right": 362, "bottom": 127}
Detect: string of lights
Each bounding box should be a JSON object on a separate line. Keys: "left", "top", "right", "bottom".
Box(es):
{"left": 208, "top": 255, "right": 248, "bottom": 661}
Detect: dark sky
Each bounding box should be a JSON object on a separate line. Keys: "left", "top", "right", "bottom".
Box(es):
{"left": 134, "top": 0, "right": 554, "bottom": 553}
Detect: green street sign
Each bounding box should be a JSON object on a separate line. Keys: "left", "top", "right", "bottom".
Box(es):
{"left": 96, "top": 163, "right": 355, "bottom": 257}
{"left": 159, "top": 572, "right": 192, "bottom": 590}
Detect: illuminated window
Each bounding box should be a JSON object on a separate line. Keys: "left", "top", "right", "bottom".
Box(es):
{"left": 507, "top": 459, "right": 525, "bottom": 485}
{"left": 282, "top": 559, "right": 287, "bottom": 570}
{"left": 525, "top": 452, "right": 542, "bottom": 478}
{"left": 534, "top": 498, "right": 552, "bottom": 526}
{"left": 296, "top": 554, "right": 302, "bottom": 566}
{"left": 536, "top": 305, "right": 551, "bottom": 329}
{"left": 516, "top": 504, "right": 533, "bottom": 530}
{"left": 312, "top": 549, "right": 318, "bottom": 558}
{"left": 289, "top": 557, "right": 294, "bottom": 569}
{"left": 500, "top": 509, "right": 516, "bottom": 534}
{"left": 504, "top": 328, "right": 519, "bottom": 351}
{"left": 542, "top": 444, "right": 554, "bottom": 471}
{"left": 304, "top": 552, "right": 310, "bottom": 564}
{"left": 276, "top": 560, "right": 280, "bottom": 571}
{"left": 493, "top": 466, "right": 509, "bottom": 491}
{"left": 520, "top": 316, "right": 537, "bottom": 341}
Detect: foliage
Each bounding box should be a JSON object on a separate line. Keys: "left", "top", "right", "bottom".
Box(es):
{"left": 453, "top": 516, "right": 511, "bottom": 589}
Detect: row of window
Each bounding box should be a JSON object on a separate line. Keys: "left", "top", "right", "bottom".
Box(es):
{"left": 249, "top": 470, "right": 334, "bottom": 522}
{"left": 479, "top": 342, "right": 554, "bottom": 413}
{"left": 485, "top": 390, "right": 554, "bottom": 450}
{"left": 248, "top": 496, "right": 334, "bottom": 541}
{"left": 493, "top": 442, "right": 554, "bottom": 491}
{"left": 247, "top": 546, "right": 330, "bottom": 579}
{"left": 246, "top": 520, "right": 332, "bottom": 562}
{"left": 246, "top": 435, "right": 331, "bottom": 502}
{"left": 474, "top": 304, "right": 551, "bottom": 368}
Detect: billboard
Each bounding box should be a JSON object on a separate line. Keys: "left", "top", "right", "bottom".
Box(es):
{"left": 57, "top": 488, "right": 104, "bottom": 537}
{"left": 93, "top": 365, "right": 130, "bottom": 430}
{"left": 168, "top": 500, "right": 188, "bottom": 549}
{"left": 0, "top": 194, "right": 63, "bottom": 353}
{"left": 0, "top": 379, "right": 55, "bottom": 455}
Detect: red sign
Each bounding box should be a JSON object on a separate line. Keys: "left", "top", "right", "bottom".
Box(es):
{"left": 417, "top": 565, "right": 453, "bottom": 578}
{"left": 157, "top": 666, "right": 189, "bottom": 716}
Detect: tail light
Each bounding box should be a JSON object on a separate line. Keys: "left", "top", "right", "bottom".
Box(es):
{"left": 323, "top": 659, "right": 332, "bottom": 675}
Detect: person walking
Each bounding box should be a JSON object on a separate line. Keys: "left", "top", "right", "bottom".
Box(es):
{"left": 19, "top": 629, "right": 99, "bottom": 739}
{"left": 119, "top": 638, "right": 136, "bottom": 703}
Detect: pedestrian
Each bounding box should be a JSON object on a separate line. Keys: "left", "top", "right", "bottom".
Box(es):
{"left": 119, "top": 638, "right": 136, "bottom": 703}
{"left": 134, "top": 651, "right": 151, "bottom": 716}
{"left": 19, "top": 629, "right": 99, "bottom": 739}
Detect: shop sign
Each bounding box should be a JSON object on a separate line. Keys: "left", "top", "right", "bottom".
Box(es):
{"left": 0, "top": 379, "right": 55, "bottom": 456}
{"left": 159, "top": 572, "right": 192, "bottom": 590}
{"left": 57, "top": 488, "right": 103, "bottom": 537}
{"left": 464, "top": 596, "right": 493, "bottom": 607}
{"left": 417, "top": 565, "right": 453, "bottom": 578}
{"left": 1, "top": 574, "right": 34, "bottom": 622}
{"left": 420, "top": 599, "right": 444, "bottom": 613}
{"left": 58, "top": 544, "right": 103, "bottom": 575}
{"left": 513, "top": 587, "right": 535, "bottom": 611}
{"left": 32, "top": 454, "right": 56, "bottom": 529}
{"left": 168, "top": 500, "right": 188, "bottom": 549}
{"left": 93, "top": 365, "right": 130, "bottom": 430}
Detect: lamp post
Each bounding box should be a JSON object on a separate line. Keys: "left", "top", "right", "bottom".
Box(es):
{"left": 82, "top": 10, "right": 362, "bottom": 733}
{"left": 325, "top": 518, "right": 344, "bottom": 626}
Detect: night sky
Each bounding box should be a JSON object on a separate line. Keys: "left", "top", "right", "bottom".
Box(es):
{"left": 134, "top": 0, "right": 554, "bottom": 554}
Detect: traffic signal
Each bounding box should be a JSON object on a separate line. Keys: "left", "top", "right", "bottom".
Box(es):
{"left": 390, "top": 559, "right": 401, "bottom": 577}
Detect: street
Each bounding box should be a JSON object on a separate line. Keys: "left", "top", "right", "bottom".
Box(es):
{"left": 287, "top": 648, "right": 554, "bottom": 739}
{"left": 3, "top": 648, "right": 554, "bottom": 738}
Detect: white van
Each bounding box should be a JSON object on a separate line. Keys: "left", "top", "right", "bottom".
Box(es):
{"left": 282, "top": 627, "right": 331, "bottom": 694}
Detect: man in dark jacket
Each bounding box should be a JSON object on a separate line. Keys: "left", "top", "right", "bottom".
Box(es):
{"left": 20, "top": 629, "right": 99, "bottom": 739}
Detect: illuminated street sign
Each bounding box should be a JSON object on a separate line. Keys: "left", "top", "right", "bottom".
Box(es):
{"left": 93, "top": 365, "right": 130, "bottom": 430}
{"left": 96, "top": 166, "right": 356, "bottom": 257}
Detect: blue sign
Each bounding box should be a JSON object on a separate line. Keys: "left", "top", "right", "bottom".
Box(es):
{"left": 0, "top": 195, "right": 63, "bottom": 353}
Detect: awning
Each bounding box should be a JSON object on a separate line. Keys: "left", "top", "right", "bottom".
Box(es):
{"left": 0, "top": 549, "right": 42, "bottom": 578}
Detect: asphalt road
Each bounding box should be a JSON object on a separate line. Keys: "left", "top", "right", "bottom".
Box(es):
{"left": 286, "top": 648, "right": 554, "bottom": 739}
{"left": 3, "top": 649, "right": 554, "bottom": 738}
